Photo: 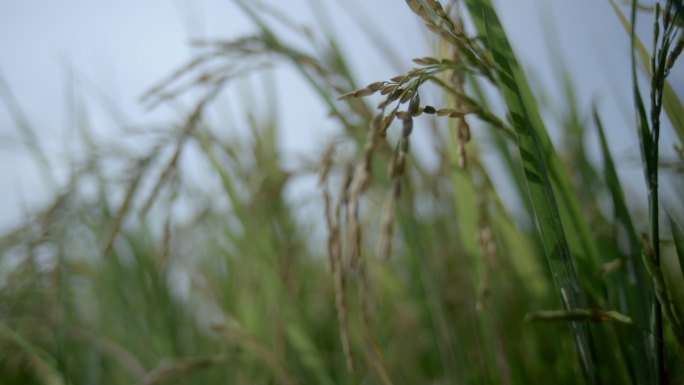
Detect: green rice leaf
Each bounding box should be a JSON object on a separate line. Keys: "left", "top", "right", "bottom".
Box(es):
{"left": 594, "top": 109, "right": 650, "bottom": 301}
{"left": 624, "top": 4, "right": 655, "bottom": 187}
{"left": 595, "top": 109, "right": 654, "bottom": 384}
{"left": 463, "top": 1, "right": 598, "bottom": 382}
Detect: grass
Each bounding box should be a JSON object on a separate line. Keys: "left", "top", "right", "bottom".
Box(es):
{"left": 1, "top": 1, "right": 684, "bottom": 384}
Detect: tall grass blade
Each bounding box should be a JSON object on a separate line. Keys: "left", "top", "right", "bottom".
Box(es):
{"left": 463, "top": 0, "right": 598, "bottom": 382}
{"left": 464, "top": 4, "right": 605, "bottom": 304}
{"left": 594, "top": 109, "right": 654, "bottom": 384}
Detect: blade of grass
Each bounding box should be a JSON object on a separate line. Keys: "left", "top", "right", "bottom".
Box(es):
{"left": 463, "top": 1, "right": 598, "bottom": 382}
{"left": 594, "top": 109, "right": 646, "bottom": 290}
{"left": 456, "top": 3, "right": 605, "bottom": 305}
{"left": 594, "top": 109, "right": 654, "bottom": 384}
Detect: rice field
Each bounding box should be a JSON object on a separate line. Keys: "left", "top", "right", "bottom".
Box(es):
{"left": 1, "top": 1, "right": 683, "bottom": 384}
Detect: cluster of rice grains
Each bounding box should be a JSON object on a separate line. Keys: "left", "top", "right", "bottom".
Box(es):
{"left": 320, "top": 0, "right": 509, "bottom": 374}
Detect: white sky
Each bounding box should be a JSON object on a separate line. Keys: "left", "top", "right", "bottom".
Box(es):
{"left": 0, "top": 0, "right": 680, "bottom": 232}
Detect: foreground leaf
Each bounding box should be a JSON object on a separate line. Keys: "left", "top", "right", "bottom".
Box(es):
{"left": 463, "top": 0, "right": 598, "bottom": 382}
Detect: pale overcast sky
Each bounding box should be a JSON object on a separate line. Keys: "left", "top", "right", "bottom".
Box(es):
{"left": 0, "top": 0, "right": 679, "bottom": 232}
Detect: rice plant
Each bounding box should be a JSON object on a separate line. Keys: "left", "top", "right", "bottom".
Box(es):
{"left": 1, "top": 1, "right": 683, "bottom": 384}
